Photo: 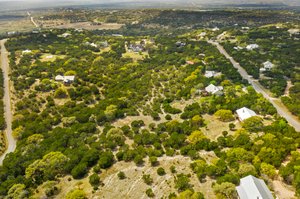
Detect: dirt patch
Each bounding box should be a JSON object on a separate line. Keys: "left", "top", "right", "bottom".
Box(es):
{"left": 272, "top": 180, "right": 296, "bottom": 199}
{"left": 40, "top": 53, "right": 66, "bottom": 62}
{"left": 201, "top": 114, "right": 241, "bottom": 140}
{"left": 39, "top": 21, "right": 124, "bottom": 30}
{"left": 122, "top": 51, "right": 149, "bottom": 61}
{"left": 95, "top": 155, "right": 216, "bottom": 199}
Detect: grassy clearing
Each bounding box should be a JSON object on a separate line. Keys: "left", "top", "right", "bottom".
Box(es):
{"left": 201, "top": 114, "right": 241, "bottom": 140}
{"left": 40, "top": 53, "right": 66, "bottom": 62}
{"left": 122, "top": 51, "right": 149, "bottom": 61}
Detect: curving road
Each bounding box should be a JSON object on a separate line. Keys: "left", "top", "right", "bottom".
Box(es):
{"left": 208, "top": 40, "right": 300, "bottom": 132}
{"left": 0, "top": 39, "right": 16, "bottom": 165}
{"left": 27, "top": 12, "right": 39, "bottom": 28}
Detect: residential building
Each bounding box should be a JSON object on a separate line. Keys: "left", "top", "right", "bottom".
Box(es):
{"left": 204, "top": 70, "right": 222, "bottom": 78}
{"left": 55, "top": 75, "right": 75, "bottom": 84}
{"left": 205, "top": 84, "right": 224, "bottom": 96}
{"left": 236, "top": 107, "right": 257, "bottom": 121}
{"left": 246, "top": 44, "right": 259, "bottom": 50}
{"left": 236, "top": 175, "right": 274, "bottom": 199}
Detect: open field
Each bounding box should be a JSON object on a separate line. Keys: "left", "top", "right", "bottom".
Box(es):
{"left": 34, "top": 155, "right": 216, "bottom": 199}
{"left": 122, "top": 51, "right": 149, "bottom": 61}
{"left": 0, "top": 19, "right": 34, "bottom": 34}
{"left": 39, "top": 21, "right": 124, "bottom": 30}
{"left": 40, "top": 53, "right": 66, "bottom": 62}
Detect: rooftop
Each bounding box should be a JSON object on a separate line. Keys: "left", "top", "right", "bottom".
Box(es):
{"left": 236, "top": 175, "right": 274, "bottom": 199}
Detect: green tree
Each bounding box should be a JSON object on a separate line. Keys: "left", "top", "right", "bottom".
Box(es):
{"left": 173, "top": 190, "right": 205, "bottom": 199}
{"left": 89, "top": 174, "right": 100, "bottom": 187}
{"left": 118, "top": 171, "right": 126, "bottom": 180}
{"left": 213, "top": 182, "right": 237, "bottom": 199}
{"left": 260, "top": 162, "right": 276, "bottom": 179}
{"left": 214, "top": 109, "right": 235, "bottom": 122}
{"left": 146, "top": 188, "right": 155, "bottom": 197}
{"left": 54, "top": 87, "right": 68, "bottom": 98}
{"left": 242, "top": 116, "right": 264, "bottom": 132}
{"left": 142, "top": 174, "right": 153, "bottom": 185}
{"left": 237, "top": 164, "right": 257, "bottom": 177}
{"left": 157, "top": 167, "right": 166, "bottom": 176}
{"left": 65, "top": 189, "right": 87, "bottom": 199}
{"left": 25, "top": 152, "right": 68, "bottom": 182}
{"left": 174, "top": 173, "right": 191, "bottom": 192}
{"left": 5, "top": 184, "right": 28, "bottom": 199}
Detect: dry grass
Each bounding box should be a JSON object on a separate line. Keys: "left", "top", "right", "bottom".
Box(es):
{"left": 95, "top": 155, "right": 216, "bottom": 199}
{"left": 122, "top": 51, "right": 149, "bottom": 61}
{"left": 40, "top": 53, "right": 66, "bottom": 62}
{"left": 39, "top": 21, "right": 124, "bottom": 30}
{"left": 201, "top": 114, "right": 241, "bottom": 140}
{"left": 0, "top": 19, "right": 34, "bottom": 34}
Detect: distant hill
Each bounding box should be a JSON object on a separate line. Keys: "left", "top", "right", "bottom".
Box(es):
{"left": 0, "top": 0, "right": 299, "bottom": 11}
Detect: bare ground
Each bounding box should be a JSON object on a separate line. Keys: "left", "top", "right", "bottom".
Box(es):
{"left": 272, "top": 180, "right": 296, "bottom": 199}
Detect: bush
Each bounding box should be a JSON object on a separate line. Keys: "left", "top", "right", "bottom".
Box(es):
{"left": 71, "top": 163, "right": 88, "bottom": 179}
{"left": 118, "top": 171, "right": 126, "bottom": 180}
{"left": 157, "top": 167, "right": 166, "bottom": 176}
{"left": 146, "top": 188, "right": 155, "bottom": 197}
{"left": 142, "top": 174, "right": 153, "bottom": 185}
{"left": 89, "top": 174, "right": 100, "bottom": 187}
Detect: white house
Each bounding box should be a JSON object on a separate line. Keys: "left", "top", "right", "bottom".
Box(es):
{"left": 246, "top": 44, "right": 259, "bottom": 50}
{"left": 233, "top": 46, "right": 243, "bottom": 50}
{"left": 236, "top": 107, "right": 257, "bottom": 121}
{"left": 60, "top": 32, "right": 71, "bottom": 38}
{"left": 260, "top": 61, "right": 274, "bottom": 72}
{"left": 236, "top": 175, "right": 274, "bottom": 199}
{"left": 22, "top": 49, "right": 32, "bottom": 54}
{"left": 264, "top": 61, "right": 274, "bottom": 70}
{"left": 198, "top": 32, "right": 207, "bottom": 37}
{"left": 204, "top": 71, "right": 222, "bottom": 78}
{"left": 55, "top": 75, "right": 64, "bottom": 81}
{"left": 55, "top": 75, "right": 75, "bottom": 84}
{"left": 212, "top": 27, "right": 220, "bottom": 31}
{"left": 205, "top": 84, "right": 223, "bottom": 96}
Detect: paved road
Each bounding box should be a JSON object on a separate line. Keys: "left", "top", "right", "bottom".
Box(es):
{"left": 27, "top": 12, "right": 38, "bottom": 28}
{"left": 0, "top": 39, "right": 16, "bottom": 165}
{"left": 208, "top": 40, "right": 300, "bottom": 132}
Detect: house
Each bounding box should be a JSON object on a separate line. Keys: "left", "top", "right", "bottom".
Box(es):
{"left": 22, "top": 49, "right": 32, "bottom": 54}
{"left": 128, "top": 43, "right": 144, "bottom": 52}
{"left": 55, "top": 75, "right": 75, "bottom": 84}
{"left": 55, "top": 75, "right": 64, "bottom": 81}
{"left": 236, "top": 107, "right": 257, "bottom": 121}
{"left": 212, "top": 27, "right": 220, "bottom": 31}
{"left": 63, "top": 76, "right": 75, "bottom": 84}
{"left": 112, "top": 34, "right": 123, "bottom": 37}
{"left": 236, "top": 175, "right": 274, "bottom": 199}
{"left": 60, "top": 33, "right": 71, "bottom": 38}
{"left": 205, "top": 84, "right": 224, "bottom": 96}
{"left": 234, "top": 46, "right": 244, "bottom": 50}
{"left": 288, "top": 29, "right": 299, "bottom": 35}
{"left": 263, "top": 61, "right": 274, "bottom": 70}
{"left": 204, "top": 70, "right": 222, "bottom": 78}
{"left": 175, "top": 41, "right": 186, "bottom": 47}
{"left": 246, "top": 44, "right": 259, "bottom": 50}
{"left": 90, "top": 43, "right": 98, "bottom": 48}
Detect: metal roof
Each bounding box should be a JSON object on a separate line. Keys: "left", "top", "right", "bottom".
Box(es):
{"left": 236, "top": 175, "right": 274, "bottom": 199}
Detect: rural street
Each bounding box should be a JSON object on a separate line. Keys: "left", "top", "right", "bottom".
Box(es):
{"left": 27, "top": 12, "right": 39, "bottom": 28}
{"left": 0, "top": 39, "right": 16, "bottom": 165}
{"left": 208, "top": 40, "right": 300, "bottom": 132}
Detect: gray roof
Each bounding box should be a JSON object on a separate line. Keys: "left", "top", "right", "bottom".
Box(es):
{"left": 236, "top": 175, "right": 274, "bottom": 199}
